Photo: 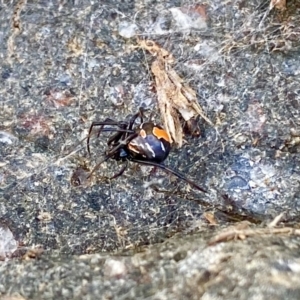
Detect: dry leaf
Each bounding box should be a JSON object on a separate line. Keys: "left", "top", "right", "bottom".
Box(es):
{"left": 137, "top": 39, "right": 213, "bottom": 147}
{"left": 203, "top": 212, "right": 218, "bottom": 225}
{"left": 208, "top": 223, "right": 300, "bottom": 246}
{"left": 269, "top": 0, "right": 286, "bottom": 10}
{"left": 23, "top": 246, "right": 44, "bottom": 260}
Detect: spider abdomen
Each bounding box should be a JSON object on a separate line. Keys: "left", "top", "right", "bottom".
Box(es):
{"left": 128, "top": 122, "right": 171, "bottom": 163}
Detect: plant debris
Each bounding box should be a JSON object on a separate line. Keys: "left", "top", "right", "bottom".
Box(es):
{"left": 136, "top": 39, "right": 213, "bottom": 147}
{"left": 270, "top": 0, "right": 286, "bottom": 11}
{"left": 208, "top": 218, "right": 300, "bottom": 245}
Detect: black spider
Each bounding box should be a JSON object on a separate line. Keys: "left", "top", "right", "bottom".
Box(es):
{"left": 87, "top": 108, "right": 207, "bottom": 193}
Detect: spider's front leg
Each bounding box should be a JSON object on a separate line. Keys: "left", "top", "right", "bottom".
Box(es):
{"left": 87, "top": 118, "right": 127, "bottom": 155}
{"left": 88, "top": 131, "right": 138, "bottom": 178}
{"left": 106, "top": 109, "right": 146, "bottom": 145}
{"left": 106, "top": 123, "right": 131, "bottom": 147}
{"left": 127, "top": 108, "right": 146, "bottom": 132}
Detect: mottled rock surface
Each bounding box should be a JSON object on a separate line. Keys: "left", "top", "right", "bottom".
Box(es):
{"left": 0, "top": 0, "right": 299, "bottom": 299}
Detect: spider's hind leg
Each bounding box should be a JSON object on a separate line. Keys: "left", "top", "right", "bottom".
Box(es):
{"left": 130, "top": 158, "right": 207, "bottom": 193}
{"left": 109, "top": 160, "right": 129, "bottom": 180}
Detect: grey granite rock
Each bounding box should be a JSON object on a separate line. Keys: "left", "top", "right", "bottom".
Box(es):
{"left": 0, "top": 0, "right": 299, "bottom": 298}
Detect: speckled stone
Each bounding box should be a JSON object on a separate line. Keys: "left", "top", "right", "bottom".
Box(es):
{"left": 0, "top": 0, "right": 300, "bottom": 298}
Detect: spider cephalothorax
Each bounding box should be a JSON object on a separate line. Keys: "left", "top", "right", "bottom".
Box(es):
{"left": 87, "top": 108, "right": 206, "bottom": 193}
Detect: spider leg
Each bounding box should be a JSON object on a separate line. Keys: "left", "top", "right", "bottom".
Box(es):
{"left": 100, "top": 128, "right": 133, "bottom": 133}
{"left": 87, "top": 119, "right": 128, "bottom": 155}
{"left": 87, "top": 154, "right": 113, "bottom": 179}
{"left": 107, "top": 130, "right": 125, "bottom": 147}
{"left": 106, "top": 132, "right": 139, "bottom": 153}
{"left": 88, "top": 133, "right": 138, "bottom": 178}
{"left": 138, "top": 107, "right": 145, "bottom": 124}
{"left": 89, "top": 119, "right": 123, "bottom": 139}
{"left": 106, "top": 112, "right": 141, "bottom": 145}
{"left": 109, "top": 160, "right": 129, "bottom": 180}
{"left": 127, "top": 108, "right": 145, "bottom": 133}
{"left": 90, "top": 119, "right": 127, "bottom": 128}
{"left": 106, "top": 128, "right": 135, "bottom": 146}
{"left": 130, "top": 159, "right": 207, "bottom": 193}
{"left": 96, "top": 120, "right": 128, "bottom": 138}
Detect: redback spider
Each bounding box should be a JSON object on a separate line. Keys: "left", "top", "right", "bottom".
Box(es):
{"left": 87, "top": 108, "right": 207, "bottom": 193}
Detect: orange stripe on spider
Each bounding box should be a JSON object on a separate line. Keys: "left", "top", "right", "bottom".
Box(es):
{"left": 153, "top": 127, "right": 171, "bottom": 142}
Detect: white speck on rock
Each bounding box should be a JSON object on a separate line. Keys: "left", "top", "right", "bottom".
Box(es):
{"left": 104, "top": 258, "right": 127, "bottom": 277}
{"left": 118, "top": 22, "right": 138, "bottom": 38}
{"left": 0, "top": 131, "right": 18, "bottom": 145}
{"left": 0, "top": 226, "right": 18, "bottom": 259}
{"left": 170, "top": 7, "right": 207, "bottom": 31}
